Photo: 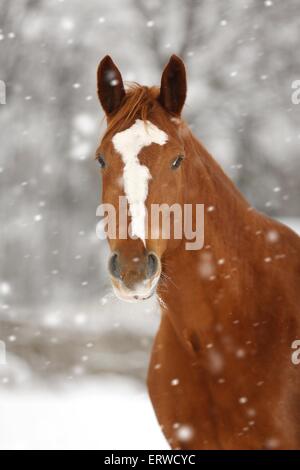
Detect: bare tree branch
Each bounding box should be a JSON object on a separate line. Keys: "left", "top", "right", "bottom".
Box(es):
{"left": 178, "top": 0, "right": 201, "bottom": 59}
{"left": 132, "top": 0, "right": 166, "bottom": 69}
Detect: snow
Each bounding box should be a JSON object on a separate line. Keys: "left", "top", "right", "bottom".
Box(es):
{"left": 175, "top": 425, "right": 194, "bottom": 442}
{"left": 0, "top": 376, "right": 168, "bottom": 450}
{"left": 238, "top": 397, "right": 248, "bottom": 405}
{"left": 73, "top": 114, "right": 96, "bottom": 136}
{"left": 60, "top": 18, "right": 75, "bottom": 31}
{"left": 0, "top": 282, "right": 11, "bottom": 296}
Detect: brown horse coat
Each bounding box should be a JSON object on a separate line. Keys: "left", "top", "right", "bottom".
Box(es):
{"left": 96, "top": 55, "right": 300, "bottom": 450}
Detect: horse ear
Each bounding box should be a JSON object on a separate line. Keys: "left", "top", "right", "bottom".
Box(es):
{"left": 97, "top": 56, "right": 126, "bottom": 116}
{"left": 159, "top": 54, "right": 187, "bottom": 116}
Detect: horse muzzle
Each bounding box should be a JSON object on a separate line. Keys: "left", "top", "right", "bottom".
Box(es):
{"left": 108, "top": 251, "right": 161, "bottom": 302}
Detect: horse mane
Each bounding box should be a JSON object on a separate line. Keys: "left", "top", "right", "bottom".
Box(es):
{"left": 103, "top": 84, "right": 162, "bottom": 139}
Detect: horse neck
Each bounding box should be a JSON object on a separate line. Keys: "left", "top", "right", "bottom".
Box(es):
{"left": 159, "top": 127, "right": 256, "bottom": 337}
{"left": 177, "top": 128, "right": 251, "bottom": 256}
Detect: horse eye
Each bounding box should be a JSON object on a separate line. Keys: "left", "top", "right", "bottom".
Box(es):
{"left": 97, "top": 155, "right": 106, "bottom": 169}
{"left": 171, "top": 155, "right": 184, "bottom": 170}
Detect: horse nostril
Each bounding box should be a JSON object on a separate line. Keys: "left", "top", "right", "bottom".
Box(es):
{"left": 147, "top": 253, "right": 159, "bottom": 278}
{"left": 109, "top": 253, "right": 122, "bottom": 280}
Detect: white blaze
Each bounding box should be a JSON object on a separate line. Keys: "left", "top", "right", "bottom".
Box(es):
{"left": 112, "top": 119, "right": 168, "bottom": 242}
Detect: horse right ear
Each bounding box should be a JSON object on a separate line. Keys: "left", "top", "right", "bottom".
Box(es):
{"left": 97, "top": 56, "right": 126, "bottom": 116}
{"left": 159, "top": 55, "right": 187, "bottom": 116}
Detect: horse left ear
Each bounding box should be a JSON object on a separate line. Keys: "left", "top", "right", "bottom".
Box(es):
{"left": 158, "top": 54, "right": 187, "bottom": 116}
{"left": 97, "top": 55, "right": 126, "bottom": 116}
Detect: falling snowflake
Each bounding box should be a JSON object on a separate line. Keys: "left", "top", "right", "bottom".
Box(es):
{"left": 175, "top": 425, "right": 194, "bottom": 442}
{"left": 266, "top": 230, "right": 279, "bottom": 243}
{"left": 171, "top": 378, "right": 179, "bottom": 386}
{"left": 110, "top": 79, "right": 119, "bottom": 87}
{"left": 74, "top": 313, "right": 87, "bottom": 326}
{"left": 61, "top": 18, "right": 75, "bottom": 31}
{"left": 239, "top": 396, "right": 248, "bottom": 404}
{"left": 0, "top": 282, "right": 11, "bottom": 296}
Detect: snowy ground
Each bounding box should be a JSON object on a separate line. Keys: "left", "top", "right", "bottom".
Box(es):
{"left": 0, "top": 375, "right": 168, "bottom": 450}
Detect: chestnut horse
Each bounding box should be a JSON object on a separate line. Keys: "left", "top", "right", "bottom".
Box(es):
{"left": 96, "top": 55, "right": 300, "bottom": 449}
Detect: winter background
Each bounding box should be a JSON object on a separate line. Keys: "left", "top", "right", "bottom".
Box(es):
{"left": 0, "top": 0, "right": 300, "bottom": 450}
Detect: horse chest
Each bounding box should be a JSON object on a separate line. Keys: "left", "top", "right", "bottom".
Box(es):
{"left": 148, "top": 313, "right": 295, "bottom": 449}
